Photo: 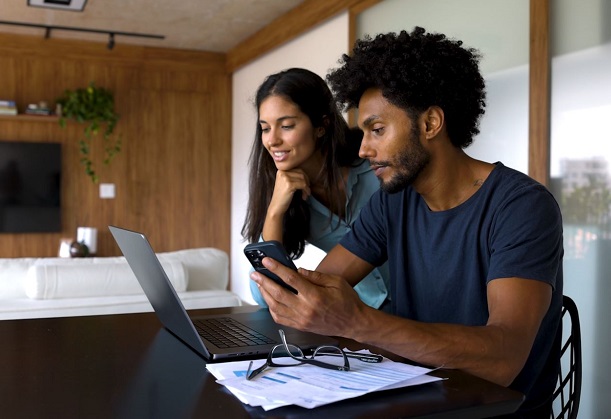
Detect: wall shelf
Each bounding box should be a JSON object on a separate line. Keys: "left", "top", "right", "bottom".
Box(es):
{"left": 0, "top": 114, "right": 59, "bottom": 122}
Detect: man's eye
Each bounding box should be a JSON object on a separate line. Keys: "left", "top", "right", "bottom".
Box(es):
{"left": 372, "top": 127, "right": 384, "bottom": 134}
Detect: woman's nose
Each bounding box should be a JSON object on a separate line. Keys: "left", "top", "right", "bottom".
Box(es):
{"left": 267, "top": 129, "right": 282, "bottom": 146}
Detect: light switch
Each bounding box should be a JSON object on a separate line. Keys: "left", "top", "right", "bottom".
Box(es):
{"left": 100, "top": 183, "right": 116, "bottom": 199}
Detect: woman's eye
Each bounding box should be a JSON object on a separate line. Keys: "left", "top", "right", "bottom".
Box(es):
{"left": 281, "top": 125, "right": 294, "bottom": 130}
{"left": 261, "top": 127, "right": 270, "bottom": 133}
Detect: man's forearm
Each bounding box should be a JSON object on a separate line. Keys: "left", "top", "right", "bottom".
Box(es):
{"left": 316, "top": 245, "right": 374, "bottom": 287}
{"left": 348, "top": 308, "right": 529, "bottom": 386}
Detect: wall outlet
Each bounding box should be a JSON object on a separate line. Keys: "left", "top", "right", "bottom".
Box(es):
{"left": 99, "top": 183, "right": 116, "bottom": 199}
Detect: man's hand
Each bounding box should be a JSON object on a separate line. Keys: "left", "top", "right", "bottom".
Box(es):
{"left": 250, "top": 256, "right": 366, "bottom": 337}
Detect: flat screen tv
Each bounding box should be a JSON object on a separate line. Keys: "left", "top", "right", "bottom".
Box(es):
{"left": 0, "top": 141, "right": 61, "bottom": 233}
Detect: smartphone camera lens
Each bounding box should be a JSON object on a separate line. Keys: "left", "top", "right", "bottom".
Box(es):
{"left": 246, "top": 249, "right": 267, "bottom": 267}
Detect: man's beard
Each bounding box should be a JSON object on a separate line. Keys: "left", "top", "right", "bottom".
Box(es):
{"left": 378, "top": 125, "right": 430, "bottom": 194}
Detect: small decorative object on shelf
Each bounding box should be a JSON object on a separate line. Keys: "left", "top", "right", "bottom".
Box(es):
{"left": 58, "top": 238, "right": 73, "bottom": 258}
{"left": 24, "top": 101, "right": 53, "bottom": 116}
{"left": 0, "top": 99, "right": 18, "bottom": 116}
{"left": 56, "top": 81, "right": 121, "bottom": 183}
{"left": 76, "top": 226, "right": 98, "bottom": 255}
{"left": 69, "top": 241, "right": 90, "bottom": 258}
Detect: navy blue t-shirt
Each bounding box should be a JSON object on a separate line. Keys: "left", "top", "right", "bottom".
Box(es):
{"left": 340, "top": 163, "right": 563, "bottom": 413}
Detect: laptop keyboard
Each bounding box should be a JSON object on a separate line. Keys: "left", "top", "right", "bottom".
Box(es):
{"left": 194, "top": 317, "right": 277, "bottom": 348}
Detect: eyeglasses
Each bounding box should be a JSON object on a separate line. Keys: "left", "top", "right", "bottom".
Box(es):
{"left": 245, "top": 329, "right": 383, "bottom": 380}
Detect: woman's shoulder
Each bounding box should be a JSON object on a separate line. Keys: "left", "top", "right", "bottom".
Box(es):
{"left": 346, "top": 159, "right": 381, "bottom": 203}
{"left": 345, "top": 159, "right": 374, "bottom": 183}
{"left": 348, "top": 158, "right": 371, "bottom": 174}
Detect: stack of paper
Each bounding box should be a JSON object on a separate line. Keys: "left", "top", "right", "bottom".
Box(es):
{"left": 206, "top": 350, "right": 442, "bottom": 410}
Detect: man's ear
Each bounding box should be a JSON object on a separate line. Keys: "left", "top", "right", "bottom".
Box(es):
{"left": 423, "top": 106, "right": 444, "bottom": 139}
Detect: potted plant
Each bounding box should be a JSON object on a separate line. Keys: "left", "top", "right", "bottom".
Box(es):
{"left": 56, "top": 82, "right": 121, "bottom": 183}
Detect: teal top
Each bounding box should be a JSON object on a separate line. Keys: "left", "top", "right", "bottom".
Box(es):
{"left": 249, "top": 159, "right": 390, "bottom": 309}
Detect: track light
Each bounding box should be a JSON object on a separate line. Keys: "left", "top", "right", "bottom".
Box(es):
{"left": 0, "top": 20, "right": 164, "bottom": 50}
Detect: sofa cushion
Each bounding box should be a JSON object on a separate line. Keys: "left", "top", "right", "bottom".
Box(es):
{"left": 0, "top": 258, "right": 37, "bottom": 299}
{"left": 156, "top": 248, "right": 228, "bottom": 291}
{"left": 24, "top": 259, "right": 188, "bottom": 299}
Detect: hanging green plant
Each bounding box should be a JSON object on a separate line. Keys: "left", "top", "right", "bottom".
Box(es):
{"left": 56, "top": 81, "right": 121, "bottom": 183}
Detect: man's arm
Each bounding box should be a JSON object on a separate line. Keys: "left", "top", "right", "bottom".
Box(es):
{"left": 316, "top": 244, "right": 375, "bottom": 287}
{"left": 252, "top": 258, "right": 551, "bottom": 387}
{"left": 350, "top": 276, "right": 552, "bottom": 386}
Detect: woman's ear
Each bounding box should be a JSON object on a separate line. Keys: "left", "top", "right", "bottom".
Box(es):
{"left": 322, "top": 114, "right": 330, "bottom": 127}
{"left": 423, "top": 106, "right": 444, "bottom": 139}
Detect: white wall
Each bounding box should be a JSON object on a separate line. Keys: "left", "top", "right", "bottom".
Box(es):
{"left": 230, "top": 14, "right": 349, "bottom": 304}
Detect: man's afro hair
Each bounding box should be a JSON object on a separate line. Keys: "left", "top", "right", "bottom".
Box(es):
{"left": 327, "top": 27, "right": 486, "bottom": 148}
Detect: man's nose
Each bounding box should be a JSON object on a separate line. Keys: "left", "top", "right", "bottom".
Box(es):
{"left": 359, "top": 138, "right": 374, "bottom": 159}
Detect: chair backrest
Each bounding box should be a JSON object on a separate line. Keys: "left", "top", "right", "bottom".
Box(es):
{"left": 551, "top": 295, "right": 582, "bottom": 419}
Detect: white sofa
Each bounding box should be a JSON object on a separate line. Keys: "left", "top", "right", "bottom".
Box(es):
{"left": 0, "top": 247, "right": 244, "bottom": 320}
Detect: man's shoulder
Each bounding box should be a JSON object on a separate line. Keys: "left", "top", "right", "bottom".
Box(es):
{"left": 491, "top": 162, "right": 534, "bottom": 182}
{"left": 489, "top": 162, "right": 552, "bottom": 195}
{"left": 486, "top": 163, "right": 561, "bottom": 218}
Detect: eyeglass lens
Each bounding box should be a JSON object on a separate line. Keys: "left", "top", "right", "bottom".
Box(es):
{"left": 247, "top": 330, "right": 358, "bottom": 380}
{"left": 269, "top": 344, "right": 305, "bottom": 366}
{"left": 279, "top": 330, "right": 350, "bottom": 371}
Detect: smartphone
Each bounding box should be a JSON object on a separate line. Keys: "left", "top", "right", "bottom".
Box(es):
{"left": 244, "top": 241, "right": 298, "bottom": 294}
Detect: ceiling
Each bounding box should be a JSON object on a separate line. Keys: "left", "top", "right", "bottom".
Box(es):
{"left": 0, "top": 0, "right": 306, "bottom": 53}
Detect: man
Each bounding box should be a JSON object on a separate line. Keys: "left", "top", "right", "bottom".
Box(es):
{"left": 251, "top": 27, "right": 563, "bottom": 417}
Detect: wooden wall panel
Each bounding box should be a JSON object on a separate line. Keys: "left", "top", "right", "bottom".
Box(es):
{"left": 0, "top": 34, "right": 231, "bottom": 258}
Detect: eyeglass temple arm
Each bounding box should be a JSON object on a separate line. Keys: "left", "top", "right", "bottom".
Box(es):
{"left": 246, "top": 360, "right": 269, "bottom": 380}
{"left": 345, "top": 352, "right": 383, "bottom": 363}
{"left": 316, "top": 350, "right": 383, "bottom": 363}
{"left": 302, "top": 357, "right": 350, "bottom": 371}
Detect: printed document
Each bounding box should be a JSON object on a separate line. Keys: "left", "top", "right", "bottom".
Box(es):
{"left": 206, "top": 350, "right": 443, "bottom": 410}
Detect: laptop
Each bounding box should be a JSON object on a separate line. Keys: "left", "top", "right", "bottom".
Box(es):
{"left": 109, "top": 225, "right": 336, "bottom": 362}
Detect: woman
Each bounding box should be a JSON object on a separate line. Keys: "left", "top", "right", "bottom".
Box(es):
{"left": 242, "top": 68, "right": 390, "bottom": 310}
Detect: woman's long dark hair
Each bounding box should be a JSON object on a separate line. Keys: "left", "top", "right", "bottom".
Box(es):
{"left": 241, "top": 68, "right": 362, "bottom": 259}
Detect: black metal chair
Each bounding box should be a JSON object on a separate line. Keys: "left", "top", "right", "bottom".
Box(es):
{"left": 551, "top": 295, "right": 582, "bottom": 419}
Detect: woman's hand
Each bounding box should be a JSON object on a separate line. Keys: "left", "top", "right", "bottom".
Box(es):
{"left": 262, "top": 169, "right": 311, "bottom": 242}
{"left": 269, "top": 169, "right": 311, "bottom": 215}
